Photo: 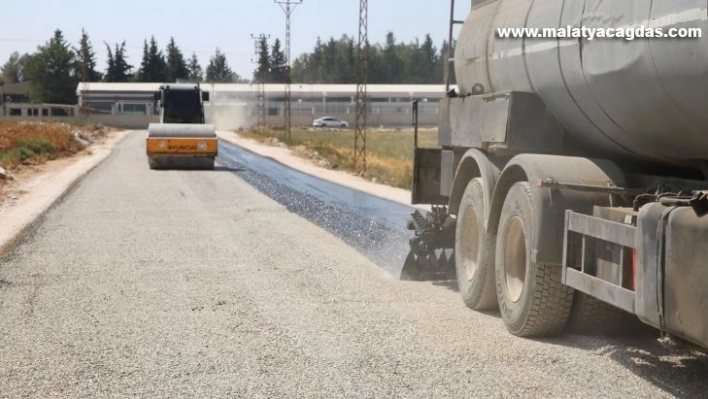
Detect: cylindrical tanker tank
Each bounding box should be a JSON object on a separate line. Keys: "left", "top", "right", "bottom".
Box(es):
{"left": 455, "top": 0, "right": 708, "bottom": 164}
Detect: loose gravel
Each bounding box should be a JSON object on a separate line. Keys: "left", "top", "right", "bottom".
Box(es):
{"left": 1, "top": 131, "right": 707, "bottom": 398}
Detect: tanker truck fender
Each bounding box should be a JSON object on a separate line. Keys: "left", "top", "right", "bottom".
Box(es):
{"left": 448, "top": 149, "right": 503, "bottom": 219}
{"left": 487, "top": 154, "right": 627, "bottom": 267}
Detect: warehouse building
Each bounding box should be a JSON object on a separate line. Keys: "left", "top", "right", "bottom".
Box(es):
{"left": 76, "top": 82, "right": 447, "bottom": 129}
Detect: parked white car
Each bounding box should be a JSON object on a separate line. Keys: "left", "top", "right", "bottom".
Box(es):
{"left": 312, "top": 116, "right": 349, "bottom": 128}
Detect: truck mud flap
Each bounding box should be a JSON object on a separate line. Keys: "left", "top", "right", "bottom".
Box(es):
{"left": 412, "top": 148, "right": 448, "bottom": 205}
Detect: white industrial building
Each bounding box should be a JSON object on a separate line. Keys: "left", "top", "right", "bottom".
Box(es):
{"left": 75, "top": 82, "right": 447, "bottom": 128}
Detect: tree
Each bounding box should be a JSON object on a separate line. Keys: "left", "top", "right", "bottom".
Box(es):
{"left": 1, "top": 52, "right": 27, "bottom": 84}
{"left": 187, "top": 52, "right": 203, "bottom": 82}
{"left": 254, "top": 38, "right": 270, "bottom": 83}
{"left": 270, "top": 38, "right": 287, "bottom": 83}
{"left": 330, "top": 35, "right": 355, "bottom": 83}
{"left": 136, "top": 40, "right": 149, "bottom": 81}
{"left": 383, "top": 32, "right": 404, "bottom": 83}
{"left": 206, "top": 48, "right": 234, "bottom": 83}
{"left": 435, "top": 40, "right": 455, "bottom": 85}
{"left": 290, "top": 32, "right": 447, "bottom": 84}
{"left": 75, "top": 29, "right": 102, "bottom": 82}
{"left": 104, "top": 41, "right": 133, "bottom": 82}
{"left": 23, "top": 30, "right": 77, "bottom": 103}
{"left": 136, "top": 36, "right": 167, "bottom": 82}
{"left": 165, "top": 37, "right": 189, "bottom": 82}
{"left": 367, "top": 44, "right": 387, "bottom": 84}
{"left": 291, "top": 36, "right": 356, "bottom": 84}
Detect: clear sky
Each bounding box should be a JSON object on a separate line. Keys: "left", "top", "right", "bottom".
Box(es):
{"left": 0, "top": 0, "right": 472, "bottom": 80}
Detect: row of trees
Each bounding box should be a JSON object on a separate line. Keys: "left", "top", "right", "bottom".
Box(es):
{"left": 2, "top": 29, "right": 455, "bottom": 103}
{"left": 251, "top": 33, "right": 453, "bottom": 85}
{"left": 1, "top": 29, "right": 245, "bottom": 103}
{"left": 290, "top": 33, "right": 453, "bottom": 84}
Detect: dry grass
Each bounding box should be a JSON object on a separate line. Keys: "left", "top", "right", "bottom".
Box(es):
{"left": 238, "top": 127, "right": 439, "bottom": 189}
{"left": 0, "top": 122, "right": 85, "bottom": 169}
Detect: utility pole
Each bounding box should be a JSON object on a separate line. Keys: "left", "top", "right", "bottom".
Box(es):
{"left": 81, "top": 58, "right": 91, "bottom": 119}
{"left": 251, "top": 33, "right": 270, "bottom": 128}
{"left": 274, "top": 0, "right": 302, "bottom": 140}
{"left": 354, "top": 0, "right": 369, "bottom": 174}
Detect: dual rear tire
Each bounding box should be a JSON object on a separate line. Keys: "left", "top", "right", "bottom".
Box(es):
{"left": 455, "top": 178, "right": 497, "bottom": 311}
{"left": 493, "top": 182, "right": 574, "bottom": 336}
{"left": 456, "top": 179, "right": 589, "bottom": 337}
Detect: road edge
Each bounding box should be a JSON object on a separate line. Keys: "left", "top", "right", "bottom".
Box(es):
{"left": 0, "top": 130, "right": 132, "bottom": 260}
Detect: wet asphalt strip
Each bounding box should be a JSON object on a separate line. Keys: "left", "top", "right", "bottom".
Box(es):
{"left": 217, "top": 141, "right": 415, "bottom": 275}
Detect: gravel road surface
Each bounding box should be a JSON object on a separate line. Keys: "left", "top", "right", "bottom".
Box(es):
{"left": 1, "top": 131, "right": 707, "bottom": 398}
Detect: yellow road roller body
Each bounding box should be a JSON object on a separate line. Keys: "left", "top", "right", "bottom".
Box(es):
{"left": 147, "top": 83, "right": 217, "bottom": 170}
{"left": 146, "top": 136, "right": 218, "bottom": 155}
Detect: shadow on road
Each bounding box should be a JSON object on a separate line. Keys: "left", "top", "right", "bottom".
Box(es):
{"left": 541, "top": 328, "right": 708, "bottom": 398}
{"left": 431, "top": 279, "right": 459, "bottom": 293}
{"left": 430, "top": 278, "right": 708, "bottom": 397}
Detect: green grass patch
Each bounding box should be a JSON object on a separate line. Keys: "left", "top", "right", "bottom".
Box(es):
{"left": 0, "top": 139, "right": 58, "bottom": 165}
{"left": 239, "top": 127, "right": 439, "bottom": 189}
{"left": 0, "top": 122, "right": 85, "bottom": 168}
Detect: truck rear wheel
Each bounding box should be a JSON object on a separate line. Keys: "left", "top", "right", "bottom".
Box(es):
{"left": 455, "top": 178, "right": 497, "bottom": 310}
{"left": 495, "top": 182, "right": 574, "bottom": 337}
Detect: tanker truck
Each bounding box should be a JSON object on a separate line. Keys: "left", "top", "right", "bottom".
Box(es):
{"left": 405, "top": 0, "right": 708, "bottom": 349}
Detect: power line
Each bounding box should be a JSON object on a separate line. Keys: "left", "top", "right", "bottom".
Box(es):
{"left": 354, "top": 0, "right": 368, "bottom": 174}
{"left": 274, "top": 0, "right": 302, "bottom": 140}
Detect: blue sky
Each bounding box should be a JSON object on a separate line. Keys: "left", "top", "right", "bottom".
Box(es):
{"left": 0, "top": 0, "right": 471, "bottom": 80}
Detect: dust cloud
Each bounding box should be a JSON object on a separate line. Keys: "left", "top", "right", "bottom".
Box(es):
{"left": 205, "top": 102, "right": 254, "bottom": 130}
{"left": 200, "top": 85, "right": 255, "bottom": 130}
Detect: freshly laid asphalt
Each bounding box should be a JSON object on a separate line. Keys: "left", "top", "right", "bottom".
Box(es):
{"left": 1, "top": 131, "right": 706, "bottom": 398}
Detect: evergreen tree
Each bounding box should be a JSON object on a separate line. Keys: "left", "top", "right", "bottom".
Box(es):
{"left": 285, "top": 32, "right": 450, "bottom": 84}
{"left": 137, "top": 37, "right": 167, "bottom": 82}
{"left": 291, "top": 56, "right": 308, "bottom": 83}
{"left": 1, "top": 52, "right": 27, "bottom": 84}
{"left": 165, "top": 37, "right": 189, "bottom": 82}
{"left": 406, "top": 38, "right": 423, "bottom": 83}
{"left": 104, "top": 41, "right": 133, "bottom": 82}
{"left": 136, "top": 40, "right": 149, "bottom": 81}
{"left": 335, "top": 35, "right": 356, "bottom": 83}
{"left": 205, "top": 48, "right": 234, "bottom": 83}
{"left": 254, "top": 38, "right": 270, "bottom": 83}
{"left": 367, "top": 45, "right": 387, "bottom": 84}
{"left": 311, "top": 37, "right": 324, "bottom": 82}
{"left": 187, "top": 52, "right": 203, "bottom": 82}
{"left": 23, "top": 30, "right": 77, "bottom": 103}
{"left": 383, "top": 32, "right": 403, "bottom": 83}
{"left": 435, "top": 40, "right": 455, "bottom": 85}
{"left": 419, "top": 34, "right": 438, "bottom": 83}
{"left": 75, "top": 29, "right": 102, "bottom": 82}
{"left": 270, "top": 39, "right": 287, "bottom": 83}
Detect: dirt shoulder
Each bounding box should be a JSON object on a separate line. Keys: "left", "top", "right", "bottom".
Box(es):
{"left": 0, "top": 130, "right": 130, "bottom": 256}
{"left": 217, "top": 130, "right": 429, "bottom": 211}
